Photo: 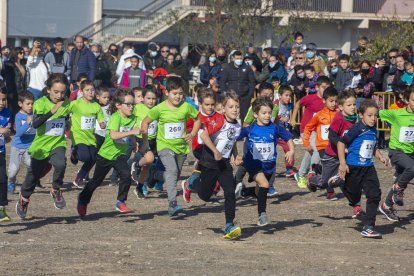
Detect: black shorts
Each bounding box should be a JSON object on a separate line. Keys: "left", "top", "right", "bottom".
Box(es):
{"left": 137, "top": 138, "right": 157, "bottom": 155}
{"left": 247, "top": 170, "right": 273, "bottom": 183}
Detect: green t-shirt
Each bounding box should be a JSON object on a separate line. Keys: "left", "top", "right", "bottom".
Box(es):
{"left": 380, "top": 108, "right": 414, "bottom": 154}
{"left": 29, "top": 96, "right": 71, "bottom": 160}
{"left": 243, "top": 104, "right": 279, "bottom": 125}
{"left": 133, "top": 104, "right": 157, "bottom": 140}
{"left": 98, "top": 111, "right": 137, "bottom": 160}
{"left": 69, "top": 98, "right": 105, "bottom": 146}
{"left": 147, "top": 101, "right": 198, "bottom": 154}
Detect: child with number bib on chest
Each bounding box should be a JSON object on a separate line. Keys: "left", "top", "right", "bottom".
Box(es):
{"left": 16, "top": 73, "right": 71, "bottom": 219}
{"left": 141, "top": 76, "right": 200, "bottom": 216}
{"left": 70, "top": 80, "right": 106, "bottom": 189}
{"left": 237, "top": 97, "right": 294, "bottom": 226}
{"left": 77, "top": 89, "right": 140, "bottom": 217}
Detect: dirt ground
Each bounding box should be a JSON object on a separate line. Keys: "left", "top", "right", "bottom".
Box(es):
{"left": 1, "top": 143, "right": 414, "bottom": 276}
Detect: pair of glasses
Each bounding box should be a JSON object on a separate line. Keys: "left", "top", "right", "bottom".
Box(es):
{"left": 122, "top": 102, "right": 134, "bottom": 107}
{"left": 295, "top": 57, "right": 304, "bottom": 60}
{"left": 110, "top": 48, "right": 117, "bottom": 51}
{"left": 19, "top": 51, "right": 24, "bottom": 54}
{"left": 161, "top": 50, "right": 169, "bottom": 53}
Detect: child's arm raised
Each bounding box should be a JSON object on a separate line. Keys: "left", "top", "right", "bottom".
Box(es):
{"left": 32, "top": 101, "right": 65, "bottom": 129}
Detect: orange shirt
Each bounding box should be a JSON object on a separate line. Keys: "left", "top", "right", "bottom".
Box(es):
{"left": 389, "top": 101, "right": 407, "bottom": 110}
{"left": 303, "top": 107, "right": 337, "bottom": 151}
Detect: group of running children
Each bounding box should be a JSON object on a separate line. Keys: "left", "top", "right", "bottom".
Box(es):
{"left": 0, "top": 72, "right": 413, "bottom": 240}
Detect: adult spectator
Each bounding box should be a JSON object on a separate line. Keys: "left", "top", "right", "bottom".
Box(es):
{"left": 373, "top": 48, "right": 399, "bottom": 91}
{"left": 26, "top": 40, "right": 50, "bottom": 100}
{"left": 303, "top": 43, "right": 326, "bottom": 76}
{"left": 351, "top": 36, "right": 371, "bottom": 61}
{"left": 70, "top": 35, "right": 96, "bottom": 83}
{"left": 1, "top": 47, "right": 26, "bottom": 121}
{"left": 216, "top": 47, "right": 227, "bottom": 65}
{"left": 160, "top": 45, "right": 170, "bottom": 68}
{"left": 200, "top": 50, "right": 221, "bottom": 86}
{"left": 326, "top": 49, "right": 338, "bottom": 61}
{"left": 1, "top": 46, "right": 10, "bottom": 64}
{"left": 102, "top": 43, "right": 119, "bottom": 89}
{"left": 219, "top": 50, "right": 255, "bottom": 121}
{"left": 143, "top": 41, "right": 163, "bottom": 70}
{"left": 254, "top": 47, "right": 272, "bottom": 83}
{"left": 115, "top": 43, "right": 136, "bottom": 84}
{"left": 91, "top": 43, "right": 111, "bottom": 88}
{"left": 247, "top": 46, "right": 262, "bottom": 72}
{"left": 44, "top": 37, "right": 71, "bottom": 77}
{"left": 267, "top": 54, "right": 287, "bottom": 85}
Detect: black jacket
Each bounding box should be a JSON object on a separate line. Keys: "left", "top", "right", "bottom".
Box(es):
{"left": 219, "top": 62, "right": 255, "bottom": 97}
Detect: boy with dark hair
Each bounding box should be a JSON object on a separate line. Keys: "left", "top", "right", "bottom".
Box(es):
{"left": 335, "top": 54, "right": 353, "bottom": 91}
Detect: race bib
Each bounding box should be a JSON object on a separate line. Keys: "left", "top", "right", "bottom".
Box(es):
{"left": 115, "top": 126, "right": 131, "bottom": 144}
{"left": 45, "top": 118, "right": 65, "bottom": 136}
{"left": 95, "top": 117, "right": 108, "bottom": 137}
{"left": 22, "top": 120, "right": 36, "bottom": 135}
{"left": 359, "top": 140, "right": 375, "bottom": 159}
{"left": 216, "top": 139, "right": 234, "bottom": 158}
{"left": 148, "top": 121, "right": 158, "bottom": 136}
{"left": 164, "top": 122, "right": 184, "bottom": 139}
{"left": 252, "top": 142, "right": 275, "bottom": 161}
{"left": 399, "top": 127, "right": 414, "bottom": 142}
{"left": 81, "top": 116, "right": 96, "bottom": 130}
{"left": 321, "top": 125, "right": 330, "bottom": 141}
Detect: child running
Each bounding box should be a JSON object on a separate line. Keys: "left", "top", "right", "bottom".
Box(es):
{"left": 0, "top": 87, "right": 11, "bottom": 222}
{"left": 338, "top": 99, "right": 388, "bottom": 238}
{"left": 183, "top": 91, "right": 242, "bottom": 239}
{"left": 16, "top": 73, "right": 71, "bottom": 218}
{"left": 303, "top": 87, "right": 338, "bottom": 200}
{"left": 70, "top": 80, "right": 106, "bottom": 188}
{"left": 77, "top": 88, "right": 140, "bottom": 217}
{"left": 141, "top": 76, "right": 200, "bottom": 217}
{"left": 94, "top": 86, "right": 111, "bottom": 150}
{"left": 237, "top": 97, "right": 294, "bottom": 226}
{"left": 130, "top": 88, "right": 158, "bottom": 198}
{"left": 7, "top": 92, "right": 35, "bottom": 194}
{"left": 378, "top": 87, "right": 414, "bottom": 222}
{"left": 181, "top": 87, "right": 222, "bottom": 203}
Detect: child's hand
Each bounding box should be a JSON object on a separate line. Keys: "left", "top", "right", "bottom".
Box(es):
{"left": 232, "top": 155, "right": 243, "bottom": 166}
{"left": 285, "top": 150, "right": 294, "bottom": 164}
{"left": 26, "top": 116, "right": 33, "bottom": 124}
{"left": 289, "top": 118, "right": 296, "bottom": 126}
{"left": 0, "top": 128, "right": 11, "bottom": 137}
{"left": 380, "top": 156, "right": 390, "bottom": 167}
{"left": 213, "top": 150, "right": 222, "bottom": 161}
{"left": 185, "top": 133, "right": 194, "bottom": 143}
{"left": 51, "top": 101, "right": 65, "bottom": 114}
{"left": 279, "top": 116, "right": 289, "bottom": 123}
{"left": 338, "top": 163, "right": 349, "bottom": 180}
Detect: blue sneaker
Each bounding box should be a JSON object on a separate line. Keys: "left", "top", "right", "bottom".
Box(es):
{"left": 267, "top": 186, "right": 278, "bottom": 197}
{"left": 142, "top": 182, "right": 149, "bottom": 197}
{"left": 223, "top": 223, "right": 241, "bottom": 240}
{"left": 7, "top": 183, "right": 16, "bottom": 194}
{"left": 154, "top": 181, "right": 164, "bottom": 192}
{"left": 168, "top": 202, "right": 183, "bottom": 217}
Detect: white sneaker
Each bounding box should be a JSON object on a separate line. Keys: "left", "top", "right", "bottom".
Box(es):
{"left": 235, "top": 182, "right": 243, "bottom": 199}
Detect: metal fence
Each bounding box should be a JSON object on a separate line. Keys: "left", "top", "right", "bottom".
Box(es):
{"left": 353, "top": 0, "right": 386, "bottom": 13}
{"left": 273, "top": 0, "right": 341, "bottom": 12}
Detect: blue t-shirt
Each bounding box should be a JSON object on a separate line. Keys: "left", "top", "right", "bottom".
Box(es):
{"left": 340, "top": 121, "right": 377, "bottom": 167}
{"left": 12, "top": 111, "right": 36, "bottom": 149}
{"left": 238, "top": 122, "right": 292, "bottom": 174}
{"left": 0, "top": 108, "right": 11, "bottom": 153}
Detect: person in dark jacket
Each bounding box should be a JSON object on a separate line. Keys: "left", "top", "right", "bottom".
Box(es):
{"left": 267, "top": 54, "right": 287, "bottom": 85}
{"left": 200, "top": 50, "right": 222, "bottom": 86}
{"left": 335, "top": 54, "right": 353, "bottom": 91}
{"left": 69, "top": 35, "right": 97, "bottom": 83}
{"left": 143, "top": 42, "right": 163, "bottom": 70}
{"left": 219, "top": 50, "right": 255, "bottom": 121}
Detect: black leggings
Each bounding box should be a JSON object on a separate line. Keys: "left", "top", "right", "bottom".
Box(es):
{"left": 193, "top": 162, "right": 236, "bottom": 224}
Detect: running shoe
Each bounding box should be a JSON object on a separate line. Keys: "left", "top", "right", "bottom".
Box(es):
{"left": 130, "top": 161, "right": 141, "bottom": 184}
{"left": 154, "top": 181, "right": 164, "bottom": 192}
{"left": 16, "top": 193, "right": 29, "bottom": 219}
{"left": 293, "top": 138, "right": 303, "bottom": 145}
{"left": 294, "top": 173, "right": 307, "bottom": 189}
{"left": 116, "top": 201, "right": 132, "bottom": 213}
{"left": 181, "top": 180, "right": 192, "bottom": 203}
{"left": 257, "top": 212, "right": 270, "bottom": 226}
{"left": 326, "top": 191, "right": 338, "bottom": 201}
{"left": 391, "top": 185, "right": 405, "bottom": 206}
{"left": 352, "top": 205, "right": 365, "bottom": 219}
{"left": 72, "top": 175, "right": 83, "bottom": 189}
{"left": 7, "top": 183, "right": 16, "bottom": 194}
{"left": 328, "top": 174, "right": 343, "bottom": 188}
{"left": 223, "top": 223, "right": 241, "bottom": 240}
{"left": 0, "top": 207, "right": 10, "bottom": 222}
{"left": 77, "top": 194, "right": 87, "bottom": 218}
{"left": 360, "top": 226, "right": 382, "bottom": 238}
{"left": 50, "top": 189, "right": 66, "bottom": 209}
{"left": 378, "top": 203, "right": 400, "bottom": 222}
{"left": 168, "top": 202, "right": 183, "bottom": 217}
{"left": 235, "top": 182, "right": 244, "bottom": 199}
{"left": 285, "top": 168, "right": 296, "bottom": 178}
{"left": 133, "top": 187, "right": 146, "bottom": 199}
{"left": 267, "top": 186, "right": 278, "bottom": 197}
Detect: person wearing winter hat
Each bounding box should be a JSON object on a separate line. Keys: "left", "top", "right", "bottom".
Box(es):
{"left": 143, "top": 42, "right": 163, "bottom": 70}
{"left": 303, "top": 43, "right": 326, "bottom": 76}
{"left": 116, "top": 43, "right": 136, "bottom": 83}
